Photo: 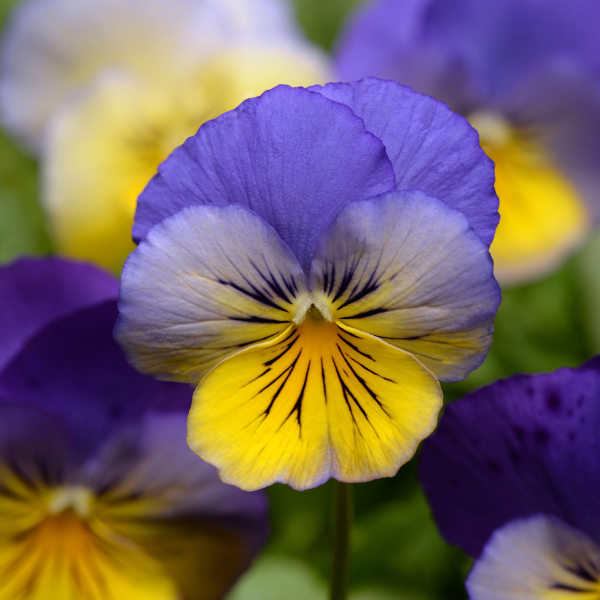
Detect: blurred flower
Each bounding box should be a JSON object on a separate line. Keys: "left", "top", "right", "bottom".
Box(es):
{"left": 115, "top": 79, "right": 501, "bottom": 491}
{"left": 336, "top": 0, "right": 600, "bottom": 284}
{"left": 419, "top": 358, "right": 600, "bottom": 599}
{"left": 0, "top": 257, "right": 268, "bottom": 600}
{"left": 0, "top": 0, "right": 329, "bottom": 271}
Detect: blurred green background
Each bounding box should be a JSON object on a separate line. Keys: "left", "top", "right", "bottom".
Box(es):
{"left": 1, "top": 0, "right": 599, "bottom": 598}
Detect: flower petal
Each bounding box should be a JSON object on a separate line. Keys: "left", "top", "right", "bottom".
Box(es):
{"left": 133, "top": 85, "right": 396, "bottom": 273}
{"left": 188, "top": 319, "right": 441, "bottom": 491}
{"left": 419, "top": 357, "right": 600, "bottom": 557}
{"left": 0, "top": 257, "right": 118, "bottom": 373}
{"left": 83, "top": 412, "right": 269, "bottom": 600}
{"left": 467, "top": 516, "right": 600, "bottom": 600}
{"left": 116, "top": 204, "right": 309, "bottom": 384}
{"left": 0, "top": 301, "right": 193, "bottom": 461}
{"left": 310, "top": 78, "right": 499, "bottom": 246}
{"left": 309, "top": 191, "right": 501, "bottom": 382}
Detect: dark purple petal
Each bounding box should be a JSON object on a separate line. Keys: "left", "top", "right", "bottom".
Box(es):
{"left": 420, "top": 0, "right": 600, "bottom": 98}
{"left": 334, "top": 0, "right": 479, "bottom": 111}
{"left": 0, "top": 257, "right": 118, "bottom": 372}
{"left": 311, "top": 79, "right": 499, "bottom": 246}
{"left": 0, "top": 301, "right": 193, "bottom": 461}
{"left": 0, "top": 402, "right": 74, "bottom": 486}
{"left": 419, "top": 356, "right": 600, "bottom": 557}
{"left": 133, "top": 84, "right": 396, "bottom": 273}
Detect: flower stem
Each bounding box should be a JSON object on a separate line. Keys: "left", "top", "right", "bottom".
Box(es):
{"left": 330, "top": 480, "right": 353, "bottom": 600}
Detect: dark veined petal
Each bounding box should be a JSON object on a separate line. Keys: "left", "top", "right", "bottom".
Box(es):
{"left": 310, "top": 78, "right": 499, "bottom": 246}
{"left": 188, "top": 319, "right": 441, "bottom": 491}
{"left": 0, "top": 405, "right": 267, "bottom": 600}
{"left": 309, "top": 191, "right": 501, "bottom": 382}
{"left": 132, "top": 85, "right": 395, "bottom": 273}
{"left": 0, "top": 257, "right": 118, "bottom": 373}
{"left": 419, "top": 357, "right": 600, "bottom": 557}
{"left": 467, "top": 516, "right": 600, "bottom": 600}
{"left": 82, "top": 412, "right": 268, "bottom": 600}
{"left": 0, "top": 301, "right": 192, "bottom": 461}
{"left": 116, "top": 204, "right": 310, "bottom": 384}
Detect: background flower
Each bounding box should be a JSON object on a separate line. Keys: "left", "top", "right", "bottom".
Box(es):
{"left": 335, "top": 0, "right": 600, "bottom": 283}
{"left": 116, "top": 80, "right": 500, "bottom": 491}
{"left": 0, "top": 0, "right": 329, "bottom": 271}
{"left": 0, "top": 257, "right": 268, "bottom": 600}
{"left": 419, "top": 358, "right": 600, "bottom": 598}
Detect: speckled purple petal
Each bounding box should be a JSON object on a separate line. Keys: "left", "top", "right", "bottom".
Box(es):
{"left": 310, "top": 79, "right": 498, "bottom": 246}
{"left": 133, "top": 84, "right": 395, "bottom": 274}
{"left": 0, "top": 301, "right": 193, "bottom": 460}
{"left": 0, "top": 257, "right": 118, "bottom": 372}
{"left": 419, "top": 356, "right": 600, "bottom": 557}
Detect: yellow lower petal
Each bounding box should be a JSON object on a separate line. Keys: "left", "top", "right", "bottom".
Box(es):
{"left": 470, "top": 112, "right": 589, "bottom": 283}
{"left": 188, "top": 313, "right": 442, "bottom": 491}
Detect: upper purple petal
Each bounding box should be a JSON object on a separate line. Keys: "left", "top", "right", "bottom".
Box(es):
{"left": 0, "top": 257, "right": 118, "bottom": 372}
{"left": 419, "top": 356, "right": 600, "bottom": 557}
{"left": 336, "top": 0, "right": 600, "bottom": 104}
{"left": 0, "top": 300, "right": 193, "bottom": 461}
{"left": 132, "top": 84, "right": 396, "bottom": 274}
{"left": 420, "top": 0, "right": 600, "bottom": 97}
{"left": 310, "top": 78, "right": 499, "bottom": 246}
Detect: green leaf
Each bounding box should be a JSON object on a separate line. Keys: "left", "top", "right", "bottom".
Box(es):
{"left": 225, "top": 556, "right": 327, "bottom": 600}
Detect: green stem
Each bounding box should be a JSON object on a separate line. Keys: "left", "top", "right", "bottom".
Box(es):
{"left": 330, "top": 481, "right": 353, "bottom": 600}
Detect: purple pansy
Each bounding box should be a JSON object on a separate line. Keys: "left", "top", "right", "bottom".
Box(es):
{"left": 0, "top": 257, "right": 268, "bottom": 600}
{"left": 116, "top": 80, "right": 500, "bottom": 491}
{"left": 420, "top": 358, "right": 600, "bottom": 598}
{"left": 336, "top": 0, "right": 600, "bottom": 283}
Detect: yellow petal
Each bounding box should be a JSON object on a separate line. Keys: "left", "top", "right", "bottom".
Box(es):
{"left": 188, "top": 316, "right": 442, "bottom": 491}
{"left": 470, "top": 112, "right": 589, "bottom": 284}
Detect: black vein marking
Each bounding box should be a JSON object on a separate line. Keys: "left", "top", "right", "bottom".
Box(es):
{"left": 337, "top": 344, "right": 390, "bottom": 416}
{"left": 343, "top": 307, "right": 389, "bottom": 320}
{"left": 218, "top": 277, "right": 289, "bottom": 313}
{"left": 263, "top": 334, "right": 299, "bottom": 366}
{"left": 215, "top": 333, "right": 276, "bottom": 351}
{"left": 338, "top": 271, "right": 382, "bottom": 310}
{"left": 281, "top": 362, "right": 311, "bottom": 436}
{"left": 230, "top": 315, "right": 289, "bottom": 324}
{"left": 326, "top": 265, "right": 336, "bottom": 296}
{"left": 332, "top": 268, "right": 355, "bottom": 303}
{"left": 338, "top": 334, "right": 374, "bottom": 361}
{"left": 252, "top": 262, "right": 294, "bottom": 305}
{"left": 563, "top": 562, "right": 600, "bottom": 583}
{"left": 347, "top": 354, "right": 395, "bottom": 383}
{"left": 551, "top": 583, "right": 589, "bottom": 592}
{"left": 261, "top": 351, "right": 302, "bottom": 417}
{"left": 332, "top": 358, "right": 370, "bottom": 424}
{"left": 321, "top": 358, "right": 327, "bottom": 403}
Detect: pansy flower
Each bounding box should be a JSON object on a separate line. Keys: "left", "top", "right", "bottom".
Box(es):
{"left": 115, "top": 79, "right": 501, "bottom": 491}
{"left": 0, "top": 0, "right": 329, "bottom": 271}
{"left": 335, "top": 0, "right": 600, "bottom": 283}
{"left": 420, "top": 358, "right": 600, "bottom": 599}
{"left": 0, "top": 257, "right": 268, "bottom": 600}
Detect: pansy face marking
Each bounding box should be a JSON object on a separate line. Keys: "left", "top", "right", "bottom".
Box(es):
{"left": 420, "top": 357, "right": 600, "bottom": 600}
{"left": 0, "top": 258, "right": 268, "bottom": 600}
{"left": 116, "top": 82, "right": 501, "bottom": 491}
{"left": 335, "top": 0, "right": 600, "bottom": 283}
